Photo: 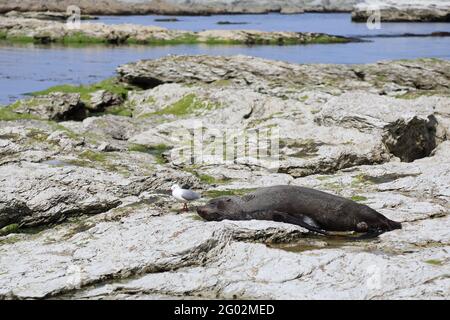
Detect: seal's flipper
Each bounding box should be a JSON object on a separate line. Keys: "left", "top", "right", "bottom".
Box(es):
{"left": 272, "top": 212, "right": 329, "bottom": 236}
{"left": 354, "top": 229, "right": 386, "bottom": 240}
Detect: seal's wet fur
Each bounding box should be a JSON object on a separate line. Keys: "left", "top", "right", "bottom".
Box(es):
{"left": 197, "top": 185, "right": 401, "bottom": 238}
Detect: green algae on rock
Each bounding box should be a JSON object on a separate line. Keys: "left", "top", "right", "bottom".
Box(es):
{"left": 0, "top": 17, "right": 359, "bottom": 46}
{"left": 31, "top": 78, "right": 130, "bottom": 105}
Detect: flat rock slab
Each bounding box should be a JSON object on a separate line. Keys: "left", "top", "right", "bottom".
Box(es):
{"left": 4, "top": 10, "right": 97, "bottom": 21}
{"left": 117, "top": 55, "right": 450, "bottom": 96}
{"left": 0, "top": 207, "right": 448, "bottom": 300}
{"left": 0, "top": 160, "right": 202, "bottom": 228}
{"left": 0, "top": 17, "right": 356, "bottom": 45}
{"left": 0, "top": 211, "right": 308, "bottom": 299}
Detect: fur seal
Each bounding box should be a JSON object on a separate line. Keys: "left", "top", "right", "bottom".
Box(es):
{"left": 196, "top": 185, "right": 401, "bottom": 238}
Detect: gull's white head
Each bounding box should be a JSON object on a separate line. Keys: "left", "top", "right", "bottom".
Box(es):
{"left": 171, "top": 184, "right": 181, "bottom": 191}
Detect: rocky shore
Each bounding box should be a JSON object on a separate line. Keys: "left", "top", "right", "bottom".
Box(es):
{"left": 0, "top": 17, "right": 356, "bottom": 45}
{"left": 3, "top": 10, "right": 98, "bottom": 21}
{"left": 352, "top": 0, "right": 450, "bottom": 22}
{"left": 0, "top": 0, "right": 360, "bottom": 15}
{"left": 0, "top": 55, "right": 449, "bottom": 299}
{"left": 1, "top": 0, "right": 449, "bottom": 22}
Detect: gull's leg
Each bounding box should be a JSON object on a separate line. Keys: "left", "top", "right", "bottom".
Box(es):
{"left": 183, "top": 203, "right": 188, "bottom": 212}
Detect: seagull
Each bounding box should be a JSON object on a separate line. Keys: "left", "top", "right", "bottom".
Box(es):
{"left": 171, "top": 184, "right": 201, "bottom": 212}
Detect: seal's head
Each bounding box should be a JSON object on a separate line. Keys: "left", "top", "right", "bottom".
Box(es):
{"left": 196, "top": 196, "right": 243, "bottom": 221}
{"left": 353, "top": 204, "right": 402, "bottom": 233}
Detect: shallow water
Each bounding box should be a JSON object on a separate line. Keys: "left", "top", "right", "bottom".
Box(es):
{"left": 267, "top": 233, "right": 394, "bottom": 256}
{"left": 97, "top": 13, "right": 450, "bottom": 36}
{"left": 1, "top": 13, "right": 450, "bottom": 105}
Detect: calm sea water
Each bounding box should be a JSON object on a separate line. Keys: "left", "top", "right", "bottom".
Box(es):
{"left": 97, "top": 13, "right": 450, "bottom": 36}
{"left": 1, "top": 13, "right": 449, "bottom": 105}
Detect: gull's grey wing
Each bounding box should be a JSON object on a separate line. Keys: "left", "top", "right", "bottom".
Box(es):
{"left": 181, "top": 189, "right": 201, "bottom": 201}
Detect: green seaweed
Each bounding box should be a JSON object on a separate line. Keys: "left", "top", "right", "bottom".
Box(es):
{"left": 152, "top": 94, "right": 219, "bottom": 116}
{"left": 31, "top": 78, "right": 130, "bottom": 108}
{"left": 188, "top": 214, "right": 206, "bottom": 222}
{"left": 126, "top": 34, "right": 200, "bottom": 45}
{"left": 48, "top": 123, "right": 80, "bottom": 140}
{"left": 26, "top": 128, "right": 49, "bottom": 143}
{"left": 1, "top": 34, "right": 35, "bottom": 43}
{"left": 308, "top": 35, "right": 350, "bottom": 44}
{"left": 128, "top": 144, "right": 152, "bottom": 153}
{"left": 0, "top": 30, "right": 353, "bottom": 46}
{"left": 350, "top": 174, "right": 375, "bottom": 188}
{"left": 350, "top": 195, "right": 368, "bottom": 202}
{"left": 321, "top": 181, "right": 344, "bottom": 193}
{"left": 183, "top": 167, "right": 232, "bottom": 185}
{"left": 104, "top": 105, "right": 133, "bottom": 117}
{"left": 79, "top": 150, "right": 108, "bottom": 163}
{"left": 0, "top": 32, "right": 107, "bottom": 45}
{"left": 197, "top": 173, "right": 220, "bottom": 184}
{"left": 211, "top": 79, "right": 232, "bottom": 87}
{"left": 0, "top": 234, "right": 22, "bottom": 245}
{"left": 299, "top": 95, "right": 309, "bottom": 102}
{"left": 0, "top": 104, "right": 38, "bottom": 121}
{"left": 128, "top": 143, "right": 170, "bottom": 164}
{"left": 144, "top": 97, "right": 156, "bottom": 104}
{"left": 63, "top": 159, "right": 92, "bottom": 168}
{"left": 69, "top": 151, "right": 130, "bottom": 176}
{"left": 61, "top": 32, "right": 106, "bottom": 44}
{"left": 396, "top": 91, "right": 439, "bottom": 100}
{"left": 0, "top": 224, "right": 20, "bottom": 236}
{"left": 214, "top": 34, "right": 349, "bottom": 46}
{"left": 152, "top": 145, "right": 171, "bottom": 164}
{"left": 424, "top": 259, "right": 444, "bottom": 266}
{"left": 204, "top": 37, "right": 242, "bottom": 45}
